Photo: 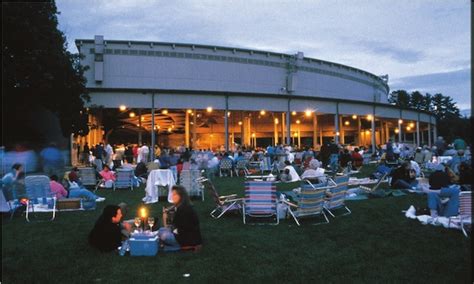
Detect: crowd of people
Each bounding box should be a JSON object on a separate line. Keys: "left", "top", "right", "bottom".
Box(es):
{"left": 2, "top": 134, "right": 471, "bottom": 253}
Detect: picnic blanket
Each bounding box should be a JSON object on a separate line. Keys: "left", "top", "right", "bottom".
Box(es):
{"left": 404, "top": 205, "right": 465, "bottom": 230}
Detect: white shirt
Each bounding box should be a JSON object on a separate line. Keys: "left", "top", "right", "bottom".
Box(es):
{"left": 284, "top": 165, "right": 301, "bottom": 181}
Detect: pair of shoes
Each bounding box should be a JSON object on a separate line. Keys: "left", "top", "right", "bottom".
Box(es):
{"left": 96, "top": 197, "right": 106, "bottom": 202}
{"left": 405, "top": 205, "right": 417, "bottom": 219}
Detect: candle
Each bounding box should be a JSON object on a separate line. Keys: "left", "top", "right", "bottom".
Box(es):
{"left": 140, "top": 207, "right": 147, "bottom": 218}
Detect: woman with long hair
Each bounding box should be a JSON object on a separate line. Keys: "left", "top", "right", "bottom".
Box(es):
{"left": 88, "top": 205, "right": 124, "bottom": 252}
{"left": 158, "top": 185, "right": 202, "bottom": 251}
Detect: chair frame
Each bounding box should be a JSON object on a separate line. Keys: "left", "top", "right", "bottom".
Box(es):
{"left": 234, "top": 159, "right": 250, "bottom": 177}
{"left": 114, "top": 169, "right": 134, "bottom": 191}
{"left": 196, "top": 177, "right": 242, "bottom": 219}
{"left": 219, "top": 159, "right": 234, "bottom": 177}
{"left": 324, "top": 176, "right": 351, "bottom": 218}
{"left": 283, "top": 179, "right": 336, "bottom": 226}
{"left": 243, "top": 181, "right": 279, "bottom": 225}
{"left": 78, "top": 167, "right": 101, "bottom": 191}
{"left": 458, "top": 191, "right": 471, "bottom": 237}
{"left": 24, "top": 175, "right": 56, "bottom": 222}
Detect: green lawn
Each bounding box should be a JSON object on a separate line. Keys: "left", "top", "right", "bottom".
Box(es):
{"left": 2, "top": 167, "right": 471, "bottom": 283}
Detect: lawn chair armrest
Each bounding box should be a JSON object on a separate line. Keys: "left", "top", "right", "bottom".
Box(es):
{"left": 224, "top": 198, "right": 244, "bottom": 203}
{"left": 220, "top": 194, "right": 238, "bottom": 199}
{"left": 282, "top": 200, "right": 298, "bottom": 208}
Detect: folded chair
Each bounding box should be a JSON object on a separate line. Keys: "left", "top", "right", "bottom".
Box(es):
{"left": 114, "top": 169, "right": 134, "bottom": 191}
{"left": 24, "top": 175, "right": 56, "bottom": 222}
{"left": 196, "top": 177, "right": 242, "bottom": 218}
{"left": 324, "top": 175, "right": 351, "bottom": 217}
{"left": 359, "top": 172, "right": 389, "bottom": 193}
{"left": 283, "top": 179, "right": 334, "bottom": 226}
{"left": 243, "top": 181, "right": 278, "bottom": 225}
{"left": 78, "top": 167, "right": 100, "bottom": 190}
{"left": 219, "top": 159, "right": 234, "bottom": 177}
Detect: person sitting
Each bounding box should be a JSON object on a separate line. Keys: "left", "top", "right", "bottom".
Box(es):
{"left": 49, "top": 175, "right": 68, "bottom": 199}
{"left": 134, "top": 162, "right": 148, "bottom": 179}
{"left": 281, "top": 161, "right": 301, "bottom": 182}
{"left": 300, "top": 159, "right": 326, "bottom": 183}
{"left": 423, "top": 164, "right": 460, "bottom": 218}
{"left": 99, "top": 165, "right": 116, "bottom": 188}
{"left": 390, "top": 162, "right": 416, "bottom": 189}
{"left": 158, "top": 185, "right": 202, "bottom": 251}
{"left": 339, "top": 149, "right": 353, "bottom": 169}
{"left": 89, "top": 205, "right": 130, "bottom": 252}
{"left": 351, "top": 148, "right": 363, "bottom": 169}
{"left": 2, "top": 163, "right": 25, "bottom": 200}
{"left": 458, "top": 162, "right": 472, "bottom": 187}
{"left": 68, "top": 167, "right": 83, "bottom": 186}
{"left": 147, "top": 159, "right": 161, "bottom": 172}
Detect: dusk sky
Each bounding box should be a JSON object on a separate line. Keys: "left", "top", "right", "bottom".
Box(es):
{"left": 56, "top": 0, "right": 471, "bottom": 111}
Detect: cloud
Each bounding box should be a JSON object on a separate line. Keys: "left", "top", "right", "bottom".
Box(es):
{"left": 55, "top": 0, "right": 470, "bottom": 107}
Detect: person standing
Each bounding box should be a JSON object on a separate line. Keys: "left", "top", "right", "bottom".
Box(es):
{"left": 83, "top": 142, "right": 90, "bottom": 166}
{"left": 40, "top": 143, "right": 64, "bottom": 178}
{"left": 328, "top": 139, "right": 340, "bottom": 173}
{"left": 105, "top": 142, "right": 114, "bottom": 167}
{"left": 435, "top": 136, "right": 446, "bottom": 156}
{"left": 140, "top": 143, "right": 150, "bottom": 164}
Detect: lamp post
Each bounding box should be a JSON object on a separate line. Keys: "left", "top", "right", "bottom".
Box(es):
{"left": 151, "top": 93, "right": 156, "bottom": 161}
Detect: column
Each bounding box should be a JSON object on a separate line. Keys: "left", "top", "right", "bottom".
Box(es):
{"left": 185, "top": 110, "right": 190, "bottom": 148}
{"left": 421, "top": 128, "right": 425, "bottom": 146}
{"left": 428, "top": 122, "right": 432, "bottom": 147}
{"left": 224, "top": 96, "right": 229, "bottom": 152}
{"left": 192, "top": 109, "right": 197, "bottom": 149}
{"left": 398, "top": 119, "right": 402, "bottom": 142}
{"left": 339, "top": 115, "right": 345, "bottom": 144}
{"left": 357, "top": 117, "right": 362, "bottom": 146}
{"left": 150, "top": 94, "right": 155, "bottom": 161}
{"left": 240, "top": 112, "right": 245, "bottom": 147}
{"left": 138, "top": 109, "right": 143, "bottom": 145}
{"left": 286, "top": 99, "right": 291, "bottom": 145}
{"left": 433, "top": 122, "right": 437, "bottom": 145}
{"left": 334, "top": 104, "right": 340, "bottom": 143}
{"left": 297, "top": 124, "right": 301, "bottom": 147}
{"left": 384, "top": 121, "right": 389, "bottom": 142}
{"left": 313, "top": 114, "right": 318, "bottom": 149}
{"left": 281, "top": 112, "right": 286, "bottom": 145}
{"left": 274, "top": 115, "right": 279, "bottom": 146}
{"left": 416, "top": 120, "right": 420, "bottom": 147}
{"left": 371, "top": 109, "right": 376, "bottom": 153}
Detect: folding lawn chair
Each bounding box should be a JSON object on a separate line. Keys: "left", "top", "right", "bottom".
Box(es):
{"left": 78, "top": 167, "right": 100, "bottom": 190}
{"left": 283, "top": 179, "right": 335, "bottom": 226}
{"left": 114, "top": 169, "right": 134, "bottom": 191}
{"left": 243, "top": 181, "right": 278, "bottom": 225}
{"left": 219, "top": 159, "right": 234, "bottom": 177}
{"left": 196, "top": 177, "right": 242, "bottom": 218}
{"left": 458, "top": 191, "right": 471, "bottom": 237}
{"left": 1, "top": 181, "right": 26, "bottom": 220}
{"left": 180, "top": 169, "right": 204, "bottom": 201}
{"left": 359, "top": 172, "right": 389, "bottom": 193}
{"left": 235, "top": 159, "right": 250, "bottom": 177}
{"left": 324, "top": 175, "right": 351, "bottom": 217}
{"left": 24, "top": 175, "right": 56, "bottom": 222}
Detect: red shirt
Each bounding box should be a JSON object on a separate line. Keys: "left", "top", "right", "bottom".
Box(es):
{"left": 50, "top": 180, "right": 68, "bottom": 199}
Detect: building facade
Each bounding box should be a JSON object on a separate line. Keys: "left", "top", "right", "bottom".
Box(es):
{"left": 75, "top": 35, "right": 437, "bottom": 152}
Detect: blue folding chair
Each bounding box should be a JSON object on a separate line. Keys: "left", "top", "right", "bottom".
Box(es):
{"left": 324, "top": 175, "right": 351, "bottom": 217}
{"left": 24, "top": 175, "right": 56, "bottom": 222}
{"left": 114, "top": 169, "right": 134, "bottom": 191}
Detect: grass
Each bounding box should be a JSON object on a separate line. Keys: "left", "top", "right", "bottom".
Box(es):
{"left": 1, "top": 166, "right": 472, "bottom": 283}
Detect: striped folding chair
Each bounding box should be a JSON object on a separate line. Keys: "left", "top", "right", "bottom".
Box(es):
{"left": 78, "top": 167, "right": 100, "bottom": 190}
{"left": 114, "top": 169, "right": 134, "bottom": 191}
{"left": 197, "top": 177, "right": 242, "bottom": 218}
{"left": 243, "top": 181, "right": 278, "bottom": 225}
{"left": 24, "top": 175, "right": 56, "bottom": 222}
{"left": 459, "top": 191, "right": 471, "bottom": 237}
{"left": 324, "top": 175, "right": 351, "bottom": 217}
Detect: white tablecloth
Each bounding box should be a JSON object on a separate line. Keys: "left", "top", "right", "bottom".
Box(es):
{"left": 143, "top": 169, "right": 175, "bottom": 204}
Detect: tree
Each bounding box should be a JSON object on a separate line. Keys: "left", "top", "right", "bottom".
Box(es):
{"left": 2, "top": 1, "right": 89, "bottom": 146}
{"left": 388, "top": 90, "right": 411, "bottom": 108}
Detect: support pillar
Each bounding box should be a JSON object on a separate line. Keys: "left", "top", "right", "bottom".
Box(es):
{"left": 357, "top": 117, "right": 362, "bottom": 146}
{"left": 371, "top": 107, "right": 376, "bottom": 153}
{"left": 224, "top": 96, "right": 229, "bottom": 152}
{"left": 313, "top": 114, "right": 318, "bottom": 149}
{"left": 428, "top": 121, "right": 432, "bottom": 147}
{"left": 185, "top": 110, "right": 190, "bottom": 148}
{"left": 192, "top": 110, "right": 197, "bottom": 149}
{"left": 334, "top": 103, "right": 340, "bottom": 143}
{"left": 339, "top": 115, "right": 345, "bottom": 144}
{"left": 138, "top": 109, "right": 143, "bottom": 145}
{"left": 286, "top": 100, "right": 291, "bottom": 145}
{"left": 150, "top": 94, "right": 155, "bottom": 161}
{"left": 274, "top": 115, "right": 278, "bottom": 146}
{"left": 281, "top": 112, "right": 286, "bottom": 145}
{"left": 398, "top": 119, "right": 402, "bottom": 143}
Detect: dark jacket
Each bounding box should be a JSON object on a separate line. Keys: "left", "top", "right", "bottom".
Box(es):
{"left": 429, "top": 170, "right": 451, "bottom": 189}
{"left": 88, "top": 221, "right": 122, "bottom": 252}
{"left": 390, "top": 166, "right": 410, "bottom": 187}
{"left": 172, "top": 204, "right": 202, "bottom": 246}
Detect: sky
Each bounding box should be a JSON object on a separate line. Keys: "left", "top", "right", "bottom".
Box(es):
{"left": 56, "top": 0, "right": 471, "bottom": 111}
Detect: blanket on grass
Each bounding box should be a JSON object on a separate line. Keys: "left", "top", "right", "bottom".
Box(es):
{"left": 403, "top": 205, "right": 468, "bottom": 231}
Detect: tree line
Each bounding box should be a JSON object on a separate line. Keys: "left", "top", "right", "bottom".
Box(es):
{"left": 389, "top": 90, "right": 471, "bottom": 144}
